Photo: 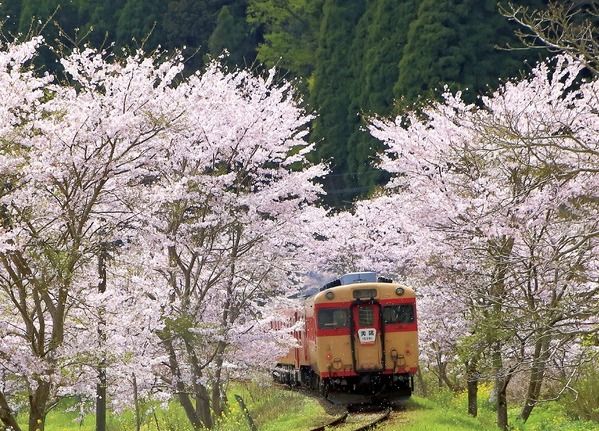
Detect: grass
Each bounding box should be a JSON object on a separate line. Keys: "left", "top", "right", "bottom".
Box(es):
{"left": 19, "top": 383, "right": 333, "bottom": 431}
{"left": 19, "top": 401, "right": 94, "bottom": 431}
{"left": 377, "top": 396, "right": 498, "bottom": 431}
{"left": 218, "top": 383, "right": 335, "bottom": 431}
{"left": 22, "top": 382, "right": 599, "bottom": 431}
{"left": 511, "top": 402, "right": 599, "bottom": 431}
{"left": 377, "top": 384, "right": 599, "bottom": 431}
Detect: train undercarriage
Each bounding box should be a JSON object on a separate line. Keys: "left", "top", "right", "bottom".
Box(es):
{"left": 273, "top": 364, "right": 413, "bottom": 404}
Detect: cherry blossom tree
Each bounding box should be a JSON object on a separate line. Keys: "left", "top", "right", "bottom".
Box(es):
{"left": 503, "top": 1, "right": 599, "bottom": 75}
{"left": 0, "top": 39, "right": 190, "bottom": 431}
{"left": 123, "top": 62, "right": 326, "bottom": 428}
{"left": 0, "top": 36, "right": 327, "bottom": 431}
{"left": 368, "top": 54, "right": 599, "bottom": 428}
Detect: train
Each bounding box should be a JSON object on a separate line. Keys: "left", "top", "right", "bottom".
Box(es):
{"left": 273, "top": 272, "right": 418, "bottom": 404}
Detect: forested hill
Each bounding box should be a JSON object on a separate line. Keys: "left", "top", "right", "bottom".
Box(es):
{"left": 1, "top": 0, "right": 546, "bottom": 205}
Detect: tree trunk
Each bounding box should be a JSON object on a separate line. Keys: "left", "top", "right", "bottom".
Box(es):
{"left": 195, "top": 385, "right": 212, "bottom": 429}
{"left": 177, "top": 391, "right": 202, "bottom": 431}
{"left": 436, "top": 352, "right": 454, "bottom": 391}
{"left": 211, "top": 343, "right": 226, "bottom": 419}
{"left": 492, "top": 344, "right": 508, "bottom": 431}
{"left": 28, "top": 381, "right": 50, "bottom": 431}
{"left": 466, "top": 360, "right": 478, "bottom": 417}
{"left": 178, "top": 333, "right": 214, "bottom": 429}
{"left": 0, "top": 391, "right": 22, "bottom": 431}
{"left": 435, "top": 351, "right": 444, "bottom": 388}
{"left": 520, "top": 338, "right": 550, "bottom": 422}
{"left": 211, "top": 228, "right": 239, "bottom": 420}
{"left": 96, "top": 250, "right": 107, "bottom": 431}
{"left": 496, "top": 383, "right": 508, "bottom": 431}
{"left": 467, "top": 378, "right": 478, "bottom": 417}
{"left": 162, "top": 337, "right": 203, "bottom": 431}
{"left": 133, "top": 373, "right": 141, "bottom": 431}
{"left": 95, "top": 367, "right": 106, "bottom": 431}
{"left": 416, "top": 366, "right": 427, "bottom": 397}
{"left": 489, "top": 237, "right": 514, "bottom": 431}
{"left": 234, "top": 395, "right": 257, "bottom": 431}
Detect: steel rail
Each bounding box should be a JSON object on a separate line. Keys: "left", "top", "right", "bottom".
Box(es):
{"left": 352, "top": 408, "right": 391, "bottom": 431}
{"left": 308, "top": 407, "right": 391, "bottom": 431}
{"left": 308, "top": 412, "right": 348, "bottom": 431}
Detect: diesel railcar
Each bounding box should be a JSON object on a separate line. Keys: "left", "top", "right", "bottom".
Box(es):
{"left": 273, "top": 272, "right": 418, "bottom": 404}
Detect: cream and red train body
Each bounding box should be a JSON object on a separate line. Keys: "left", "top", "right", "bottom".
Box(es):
{"left": 273, "top": 272, "right": 418, "bottom": 403}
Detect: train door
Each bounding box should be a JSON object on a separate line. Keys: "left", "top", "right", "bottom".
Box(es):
{"left": 351, "top": 302, "right": 383, "bottom": 371}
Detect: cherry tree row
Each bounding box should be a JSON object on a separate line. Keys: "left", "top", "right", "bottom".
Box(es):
{"left": 0, "top": 36, "right": 597, "bottom": 431}
{"left": 324, "top": 54, "right": 597, "bottom": 429}
{"left": 0, "top": 38, "right": 326, "bottom": 431}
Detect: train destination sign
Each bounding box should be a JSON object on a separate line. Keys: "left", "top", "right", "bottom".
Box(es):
{"left": 358, "top": 328, "right": 377, "bottom": 344}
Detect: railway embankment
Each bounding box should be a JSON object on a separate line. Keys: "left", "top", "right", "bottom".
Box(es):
{"left": 239, "top": 383, "right": 599, "bottom": 431}
{"left": 33, "top": 381, "right": 599, "bottom": 430}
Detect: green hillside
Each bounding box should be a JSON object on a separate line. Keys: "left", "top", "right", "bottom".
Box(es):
{"left": 0, "top": 0, "right": 547, "bottom": 205}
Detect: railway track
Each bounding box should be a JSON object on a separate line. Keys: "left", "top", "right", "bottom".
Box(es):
{"left": 309, "top": 407, "right": 391, "bottom": 431}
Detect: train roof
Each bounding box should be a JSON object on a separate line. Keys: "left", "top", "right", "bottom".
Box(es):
{"left": 300, "top": 272, "right": 415, "bottom": 304}
{"left": 320, "top": 272, "right": 393, "bottom": 291}
{"left": 308, "top": 281, "right": 415, "bottom": 305}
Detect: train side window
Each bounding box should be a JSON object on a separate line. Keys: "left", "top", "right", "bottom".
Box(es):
{"left": 383, "top": 305, "right": 414, "bottom": 324}
{"left": 318, "top": 308, "right": 348, "bottom": 329}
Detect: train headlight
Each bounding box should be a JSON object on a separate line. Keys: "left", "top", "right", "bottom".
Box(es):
{"left": 395, "top": 287, "right": 404, "bottom": 296}
{"left": 325, "top": 291, "right": 335, "bottom": 300}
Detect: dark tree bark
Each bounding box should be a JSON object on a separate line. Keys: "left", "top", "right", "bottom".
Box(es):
{"left": 489, "top": 237, "right": 514, "bottom": 431}
{"left": 28, "top": 381, "right": 50, "bottom": 431}
{"left": 162, "top": 336, "right": 203, "bottom": 430}
{"left": 520, "top": 338, "right": 550, "bottom": 422}
{"left": 211, "top": 227, "right": 240, "bottom": 419}
{"left": 467, "top": 378, "right": 478, "bottom": 417}
{"left": 466, "top": 358, "right": 479, "bottom": 417}
{"left": 435, "top": 350, "right": 456, "bottom": 391}
{"left": 195, "top": 387, "right": 212, "bottom": 430}
{"left": 0, "top": 391, "right": 22, "bottom": 431}
{"left": 211, "top": 342, "right": 227, "bottom": 419}
{"left": 96, "top": 249, "right": 107, "bottom": 431}
{"left": 493, "top": 343, "right": 509, "bottom": 431}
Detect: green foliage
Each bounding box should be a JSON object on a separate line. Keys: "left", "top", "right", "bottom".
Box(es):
{"left": 115, "top": 0, "right": 167, "bottom": 48}
{"left": 377, "top": 396, "right": 498, "bottom": 431}
{"left": 344, "top": 0, "right": 416, "bottom": 199}
{"left": 16, "top": 0, "right": 79, "bottom": 36}
{"left": 395, "top": 0, "right": 545, "bottom": 103}
{"left": 309, "top": 0, "right": 366, "bottom": 205}
{"left": 35, "top": 382, "right": 335, "bottom": 431}
{"left": 209, "top": 4, "right": 258, "bottom": 67}
{"left": 78, "top": 0, "right": 126, "bottom": 47}
{"left": 247, "top": 0, "right": 323, "bottom": 77}
{"left": 1, "top": 0, "right": 552, "bottom": 206}
{"left": 411, "top": 369, "right": 599, "bottom": 431}
{"left": 0, "top": 0, "right": 22, "bottom": 35}
{"left": 354, "top": 0, "right": 416, "bottom": 114}
{"left": 162, "top": 0, "right": 224, "bottom": 70}
{"left": 562, "top": 364, "right": 599, "bottom": 423}
{"left": 512, "top": 402, "right": 599, "bottom": 431}
{"left": 385, "top": 389, "right": 599, "bottom": 431}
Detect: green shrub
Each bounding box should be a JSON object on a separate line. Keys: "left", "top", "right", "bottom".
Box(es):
{"left": 563, "top": 365, "right": 599, "bottom": 422}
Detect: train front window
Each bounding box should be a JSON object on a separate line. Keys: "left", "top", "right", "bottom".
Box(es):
{"left": 358, "top": 306, "right": 374, "bottom": 326}
{"left": 383, "top": 305, "right": 414, "bottom": 324}
{"left": 318, "top": 308, "right": 348, "bottom": 329}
